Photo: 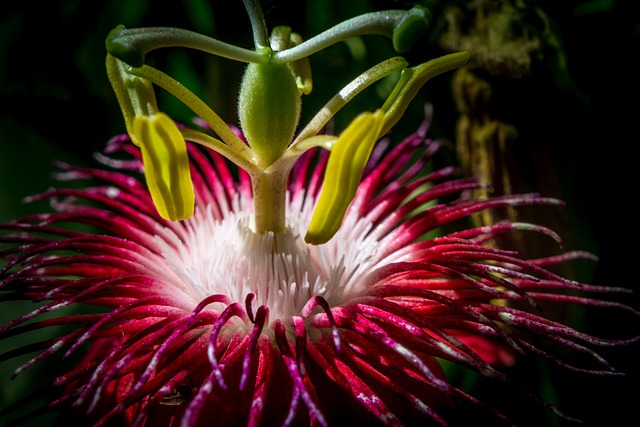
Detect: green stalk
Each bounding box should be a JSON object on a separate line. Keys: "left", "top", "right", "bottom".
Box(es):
{"left": 251, "top": 170, "right": 288, "bottom": 234}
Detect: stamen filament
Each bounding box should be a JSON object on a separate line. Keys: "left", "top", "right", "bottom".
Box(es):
{"left": 179, "top": 129, "right": 257, "bottom": 174}
{"left": 380, "top": 51, "right": 470, "bottom": 136}
{"left": 293, "top": 56, "right": 408, "bottom": 146}
{"left": 127, "top": 64, "right": 250, "bottom": 157}
{"left": 287, "top": 135, "right": 338, "bottom": 155}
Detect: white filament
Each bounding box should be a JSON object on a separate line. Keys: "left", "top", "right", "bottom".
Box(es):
{"left": 153, "top": 191, "right": 388, "bottom": 319}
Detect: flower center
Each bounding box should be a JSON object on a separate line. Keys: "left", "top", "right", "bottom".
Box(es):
{"left": 155, "top": 201, "right": 363, "bottom": 320}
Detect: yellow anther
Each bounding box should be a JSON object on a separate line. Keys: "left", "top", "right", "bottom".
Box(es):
{"left": 132, "top": 113, "right": 195, "bottom": 221}
{"left": 288, "top": 32, "right": 313, "bottom": 95}
{"left": 305, "top": 109, "right": 384, "bottom": 245}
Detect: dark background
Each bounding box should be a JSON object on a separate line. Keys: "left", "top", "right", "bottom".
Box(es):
{"left": 1, "top": 1, "right": 639, "bottom": 426}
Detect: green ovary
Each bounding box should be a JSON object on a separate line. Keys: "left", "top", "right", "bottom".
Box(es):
{"left": 238, "top": 60, "right": 301, "bottom": 168}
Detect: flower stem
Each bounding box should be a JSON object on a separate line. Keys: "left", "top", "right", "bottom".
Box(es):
{"left": 251, "top": 170, "right": 288, "bottom": 234}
